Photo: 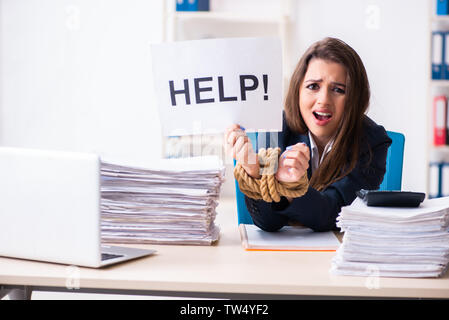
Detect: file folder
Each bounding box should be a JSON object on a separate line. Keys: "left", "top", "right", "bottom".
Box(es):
{"left": 443, "top": 163, "right": 449, "bottom": 197}
{"left": 429, "top": 162, "right": 441, "bottom": 198}
{"left": 433, "top": 95, "right": 447, "bottom": 145}
{"left": 445, "top": 32, "right": 449, "bottom": 79}
{"left": 437, "top": 0, "right": 449, "bottom": 15}
{"left": 432, "top": 31, "right": 444, "bottom": 79}
{"left": 447, "top": 99, "right": 449, "bottom": 144}
{"left": 188, "top": 0, "right": 209, "bottom": 11}
{"left": 177, "top": 0, "right": 209, "bottom": 11}
{"left": 176, "top": 0, "right": 188, "bottom": 11}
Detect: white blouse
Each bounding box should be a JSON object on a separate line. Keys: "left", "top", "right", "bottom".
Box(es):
{"left": 308, "top": 131, "right": 335, "bottom": 173}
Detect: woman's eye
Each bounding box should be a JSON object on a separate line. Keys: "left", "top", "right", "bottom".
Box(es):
{"left": 333, "top": 87, "right": 345, "bottom": 94}
{"left": 306, "top": 83, "right": 319, "bottom": 90}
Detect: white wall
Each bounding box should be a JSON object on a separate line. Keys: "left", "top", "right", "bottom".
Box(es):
{"left": 0, "top": 0, "right": 430, "bottom": 192}
{"left": 0, "top": 0, "right": 163, "bottom": 162}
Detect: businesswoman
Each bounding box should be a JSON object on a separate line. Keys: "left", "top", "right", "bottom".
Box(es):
{"left": 225, "top": 37, "right": 392, "bottom": 232}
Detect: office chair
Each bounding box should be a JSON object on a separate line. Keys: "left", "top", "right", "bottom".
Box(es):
{"left": 234, "top": 131, "right": 405, "bottom": 225}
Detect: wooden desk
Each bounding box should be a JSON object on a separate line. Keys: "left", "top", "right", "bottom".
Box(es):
{"left": 1, "top": 197, "right": 449, "bottom": 299}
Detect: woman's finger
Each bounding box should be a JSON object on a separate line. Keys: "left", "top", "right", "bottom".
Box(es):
{"left": 282, "top": 158, "right": 301, "bottom": 170}
{"left": 282, "top": 150, "right": 301, "bottom": 160}
{"left": 285, "top": 143, "right": 310, "bottom": 162}
{"left": 236, "top": 140, "right": 258, "bottom": 169}
{"left": 227, "top": 130, "right": 245, "bottom": 148}
{"left": 297, "top": 154, "right": 309, "bottom": 172}
{"left": 284, "top": 151, "right": 309, "bottom": 172}
{"left": 233, "top": 135, "right": 248, "bottom": 157}
{"left": 283, "top": 158, "right": 307, "bottom": 177}
{"left": 286, "top": 166, "right": 302, "bottom": 179}
{"left": 225, "top": 124, "right": 241, "bottom": 139}
{"left": 296, "top": 143, "right": 310, "bottom": 162}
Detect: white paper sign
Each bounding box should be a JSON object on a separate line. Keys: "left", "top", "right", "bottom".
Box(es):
{"left": 151, "top": 37, "right": 283, "bottom": 136}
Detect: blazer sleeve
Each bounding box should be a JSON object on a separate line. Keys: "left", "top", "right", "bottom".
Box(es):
{"left": 245, "top": 124, "right": 392, "bottom": 232}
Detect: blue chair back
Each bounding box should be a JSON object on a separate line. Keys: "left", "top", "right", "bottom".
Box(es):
{"left": 234, "top": 131, "right": 405, "bottom": 225}
{"left": 378, "top": 131, "right": 405, "bottom": 191}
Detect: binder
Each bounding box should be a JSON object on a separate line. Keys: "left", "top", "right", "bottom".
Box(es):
{"left": 188, "top": 0, "right": 210, "bottom": 11}
{"left": 176, "top": 0, "right": 188, "bottom": 11}
{"left": 433, "top": 95, "right": 447, "bottom": 146}
{"left": 447, "top": 98, "right": 449, "bottom": 144}
{"left": 429, "top": 162, "right": 441, "bottom": 198}
{"left": 432, "top": 31, "right": 444, "bottom": 79}
{"left": 445, "top": 32, "right": 449, "bottom": 79}
{"left": 442, "top": 163, "right": 449, "bottom": 197}
{"left": 437, "top": 0, "right": 449, "bottom": 15}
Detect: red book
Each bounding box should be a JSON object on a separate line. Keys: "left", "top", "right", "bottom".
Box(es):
{"left": 447, "top": 100, "right": 449, "bottom": 145}
{"left": 434, "top": 95, "right": 447, "bottom": 146}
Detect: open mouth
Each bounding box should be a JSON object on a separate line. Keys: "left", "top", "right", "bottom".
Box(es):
{"left": 313, "top": 111, "right": 332, "bottom": 121}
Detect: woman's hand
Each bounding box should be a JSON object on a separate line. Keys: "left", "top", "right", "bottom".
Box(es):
{"left": 275, "top": 143, "right": 310, "bottom": 183}
{"left": 225, "top": 124, "right": 260, "bottom": 179}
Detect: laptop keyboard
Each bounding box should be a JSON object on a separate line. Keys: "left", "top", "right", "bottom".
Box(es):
{"left": 101, "top": 253, "right": 124, "bottom": 261}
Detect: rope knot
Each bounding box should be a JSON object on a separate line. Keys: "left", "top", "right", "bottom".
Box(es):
{"left": 258, "top": 147, "right": 280, "bottom": 176}
{"left": 234, "top": 147, "right": 309, "bottom": 203}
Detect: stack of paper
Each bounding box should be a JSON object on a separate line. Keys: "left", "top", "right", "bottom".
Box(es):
{"left": 331, "top": 196, "right": 449, "bottom": 278}
{"left": 100, "top": 156, "right": 225, "bottom": 245}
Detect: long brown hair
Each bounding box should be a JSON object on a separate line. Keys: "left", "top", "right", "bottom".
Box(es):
{"left": 284, "top": 37, "right": 370, "bottom": 191}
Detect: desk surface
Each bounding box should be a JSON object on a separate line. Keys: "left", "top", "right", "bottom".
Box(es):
{"left": 1, "top": 197, "right": 449, "bottom": 299}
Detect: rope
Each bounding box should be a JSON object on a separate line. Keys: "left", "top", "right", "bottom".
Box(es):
{"left": 234, "top": 147, "right": 309, "bottom": 203}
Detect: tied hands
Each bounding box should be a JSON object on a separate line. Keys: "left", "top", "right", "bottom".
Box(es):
{"left": 225, "top": 124, "right": 310, "bottom": 184}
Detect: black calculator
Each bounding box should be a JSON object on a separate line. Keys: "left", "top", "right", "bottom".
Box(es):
{"left": 356, "top": 189, "right": 426, "bottom": 207}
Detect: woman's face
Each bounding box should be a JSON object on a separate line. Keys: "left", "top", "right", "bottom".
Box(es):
{"left": 299, "top": 58, "right": 347, "bottom": 149}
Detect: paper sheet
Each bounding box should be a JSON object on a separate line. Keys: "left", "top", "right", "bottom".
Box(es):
{"left": 151, "top": 37, "right": 283, "bottom": 136}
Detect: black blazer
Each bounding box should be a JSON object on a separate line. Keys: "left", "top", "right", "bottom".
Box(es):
{"left": 245, "top": 114, "right": 392, "bottom": 232}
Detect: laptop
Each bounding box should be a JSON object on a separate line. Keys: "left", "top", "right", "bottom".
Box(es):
{"left": 0, "top": 146, "right": 156, "bottom": 268}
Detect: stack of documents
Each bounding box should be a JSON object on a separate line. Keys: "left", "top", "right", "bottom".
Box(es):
{"left": 331, "top": 196, "right": 449, "bottom": 278}
{"left": 100, "top": 156, "right": 225, "bottom": 245}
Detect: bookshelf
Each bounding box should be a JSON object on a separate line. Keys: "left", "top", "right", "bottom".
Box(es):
{"left": 429, "top": 1, "right": 449, "bottom": 198}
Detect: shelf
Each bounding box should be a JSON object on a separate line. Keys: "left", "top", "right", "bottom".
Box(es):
{"left": 431, "top": 145, "right": 449, "bottom": 151}
{"left": 431, "top": 80, "right": 449, "bottom": 87}
{"left": 430, "top": 145, "right": 449, "bottom": 162}
{"left": 168, "top": 11, "right": 287, "bottom": 24}
{"left": 433, "top": 15, "right": 449, "bottom": 23}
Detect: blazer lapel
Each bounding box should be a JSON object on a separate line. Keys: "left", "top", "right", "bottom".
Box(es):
{"left": 303, "top": 134, "right": 313, "bottom": 180}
